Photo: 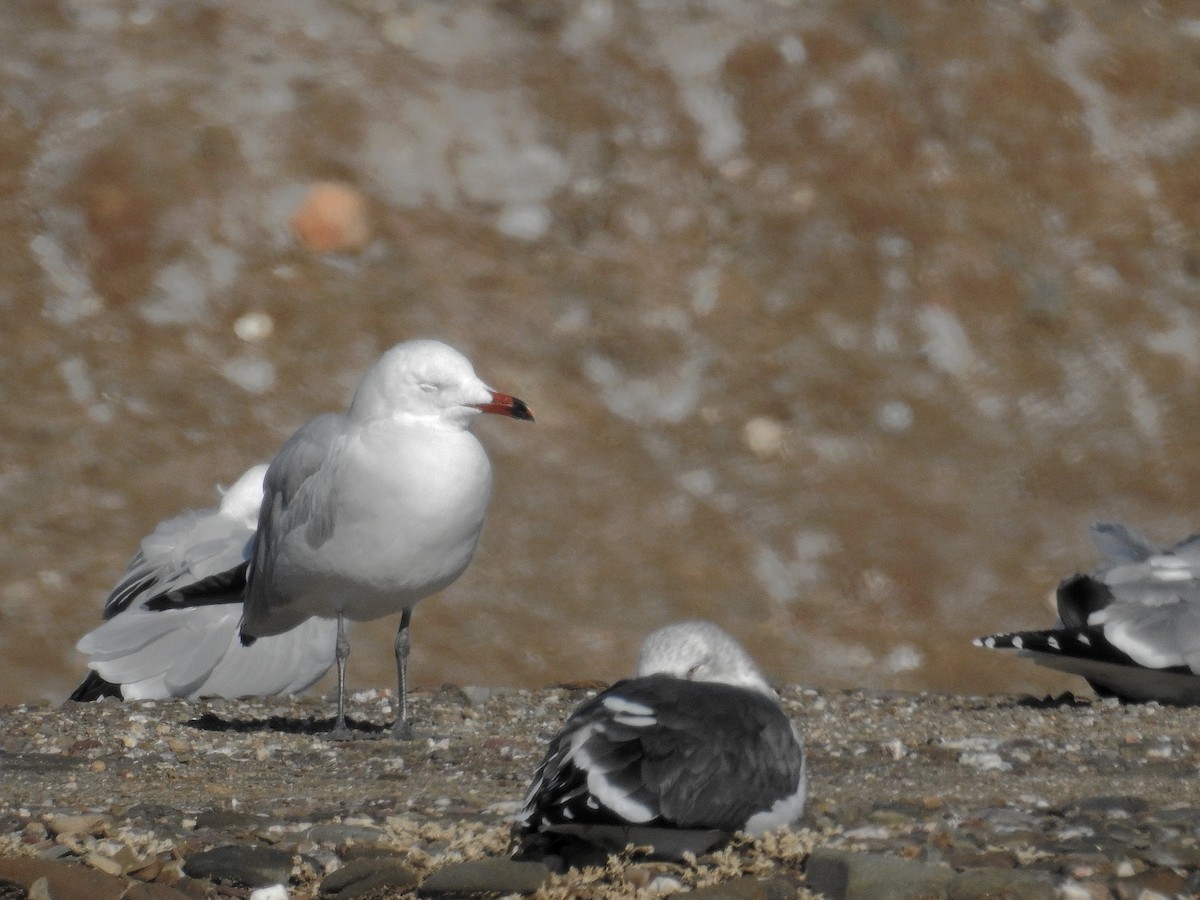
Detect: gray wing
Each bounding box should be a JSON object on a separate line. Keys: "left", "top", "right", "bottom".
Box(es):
{"left": 1165, "top": 532, "right": 1200, "bottom": 566}
{"left": 242, "top": 413, "right": 346, "bottom": 635}
{"left": 1085, "top": 521, "right": 1200, "bottom": 609}
{"left": 1089, "top": 522, "right": 1160, "bottom": 567}
{"left": 102, "top": 508, "right": 253, "bottom": 619}
{"left": 1089, "top": 594, "right": 1200, "bottom": 673}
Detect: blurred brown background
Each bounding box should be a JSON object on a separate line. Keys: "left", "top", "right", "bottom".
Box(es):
{"left": 4, "top": 0, "right": 1200, "bottom": 705}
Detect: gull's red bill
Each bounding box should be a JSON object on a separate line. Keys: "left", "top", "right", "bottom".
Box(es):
{"left": 477, "top": 391, "right": 534, "bottom": 421}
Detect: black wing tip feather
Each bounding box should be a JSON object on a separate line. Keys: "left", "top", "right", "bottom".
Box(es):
{"left": 1056, "top": 573, "right": 1115, "bottom": 629}
{"left": 977, "top": 626, "right": 1191, "bottom": 675}
{"left": 68, "top": 670, "right": 122, "bottom": 702}
{"left": 102, "top": 571, "right": 158, "bottom": 619}
{"left": 142, "top": 563, "right": 249, "bottom": 612}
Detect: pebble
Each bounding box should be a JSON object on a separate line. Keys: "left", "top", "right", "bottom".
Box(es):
{"left": 289, "top": 182, "right": 372, "bottom": 254}
{"left": 418, "top": 858, "right": 551, "bottom": 896}
{"left": 182, "top": 844, "right": 293, "bottom": 887}
{"left": 321, "top": 856, "right": 416, "bottom": 892}
{"left": 305, "top": 822, "right": 388, "bottom": 847}
{"left": 683, "top": 876, "right": 799, "bottom": 899}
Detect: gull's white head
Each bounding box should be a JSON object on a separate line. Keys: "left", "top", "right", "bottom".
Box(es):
{"left": 637, "top": 620, "right": 774, "bottom": 696}
{"left": 218, "top": 464, "right": 269, "bottom": 530}
{"left": 349, "top": 339, "right": 533, "bottom": 427}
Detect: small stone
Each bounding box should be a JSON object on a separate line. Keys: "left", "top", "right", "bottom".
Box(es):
{"left": 335, "top": 866, "right": 422, "bottom": 900}
{"left": 497, "top": 203, "right": 551, "bottom": 241}
{"left": 686, "top": 876, "right": 798, "bottom": 899}
{"left": 45, "top": 813, "right": 109, "bottom": 838}
{"left": 320, "top": 857, "right": 418, "bottom": 894}
{"left": 192, "top": 811, "right": 270, "bottom": 834}
{"left": 84, "top": 852, "right": 126, "bottom": 877}
{"left": 1117, "top": 867, "right": 1187, "bottom": 896}
{"left": 946, "top": 868, "right": 1057, "bottom": 899}
{"left": 289, "top": 182, "right": 372, "bottom": 253}
{"left": 125, "top": 882, "right": 196, "bottom": 899}
{"left": 742, "top": 417, "right": 785, "bottom": 459}
{"left": 305, "top": 822, "right": 388, "bottom": 847}
{"left": 419, "top": 858, "right": 551, "bottom": 896}
{"left": 457, "top": 685, "right": 507, "bottom": 707}
{"left": 182, "top": 845, "right": 293, "bottom": 888}
{"left": 805, "top": 848, "right": 952, "bottom": 900}
{"left": 233, "top": 312, "right": 274, "bottom": 343}
{"left": 624, "top": 863, "right": 684, "bottom": 889}
{"left": 0, "top": 856, "right": 127, "bottom": 900}
{"left": 1058, "top": 881, "right": 1110, "bottom": 900}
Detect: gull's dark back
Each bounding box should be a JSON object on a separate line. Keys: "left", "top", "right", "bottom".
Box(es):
{"left": 518, "top": 674, "right": 804, "bottom": 835}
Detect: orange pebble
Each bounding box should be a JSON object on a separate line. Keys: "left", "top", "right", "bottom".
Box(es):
{"left": 289, "top": 181, "right": 372, "bottom": 253}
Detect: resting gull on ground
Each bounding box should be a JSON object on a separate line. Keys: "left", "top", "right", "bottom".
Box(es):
{"left": 515, "top": 620, "right": 808, "bottom": 859}
{"left": 976, "top": 521, "right": 1200, "bottom": 703}
{"left": 71, "top": 464, "right": 337, "bottom": 701}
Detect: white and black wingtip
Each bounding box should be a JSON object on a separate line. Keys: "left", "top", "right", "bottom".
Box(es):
{"left": 977, "top": 625, "right": 1200, "bottom": 703}
{"left": 973, "top": 519, "right": 1200, "bottom": 703}
{"left": 515, "top": 622, "right": 807, "bottom": 861}
{"left": 976, "top": 627, "right": 1111, "bottom": 661}
{"left": 977, "top": 607, "right": 1200, "bottom": 695}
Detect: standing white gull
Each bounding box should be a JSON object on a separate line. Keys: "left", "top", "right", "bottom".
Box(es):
{"left": 239, "top": 339, "right": 533, "bottom": 738}
{"left": 71, "top": 464, "right": 338, "bottom": 701}
{"left": 515, "top": 621, "right": 807, "bottom": 858}
{"left": 975, "top": 522, "right": 1200, "bottom": 703}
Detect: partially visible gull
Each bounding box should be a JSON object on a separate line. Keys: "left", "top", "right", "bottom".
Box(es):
{"left": 976, "top": 521, "right": 1200, "bottom": 703}
{"left": 71, "top": 464, "right": 337, "bottom": 701}
{"left": 515, "top": 620, "right": 807, "bottom": 859}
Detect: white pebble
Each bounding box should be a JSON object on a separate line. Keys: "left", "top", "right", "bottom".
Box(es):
{"left": 743, "top": 416, "right": 784, "bottom": 458}
{"left": 958, "top": 751, "right": 1011, "bottom": 772}
{"left": 497, "top": 204, "right": 551, "bottom": 241}
{"left": 234, "top": 312, "right": 274, "bottom": 342}
{"left": 877, "top": 400, "right": 914, "bottom": 432}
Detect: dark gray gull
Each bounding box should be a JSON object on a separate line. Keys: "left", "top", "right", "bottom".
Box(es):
{"left": 976, "top": 521, "right": 1200, "bottom": 703}
{"left": 238, "top": 339, "right": 532, "bottom": 738}
{"left": 515, "top": 620, "right": 807, "bottom": 859}
{"left": 71, "top": 464, "right": 338, "bottom": 701}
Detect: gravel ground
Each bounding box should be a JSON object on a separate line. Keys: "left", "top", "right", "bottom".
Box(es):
{"left": 2, "top": 686, "right": 1200, "bottom": 898}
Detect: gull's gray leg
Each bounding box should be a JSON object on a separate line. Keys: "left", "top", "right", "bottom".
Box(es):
{"left": 391, "top": 607, "right": 415, "bottom": 739}
{"left": 328, "top": 613, "right": 354, "bottom": 739}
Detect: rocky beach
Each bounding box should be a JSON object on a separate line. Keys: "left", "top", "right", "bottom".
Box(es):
{"left": 6, "top": 1, "right": 1200, "bottom": 896}
{"left": 2, "top": 686, "right": 1200, "bottom": 899}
